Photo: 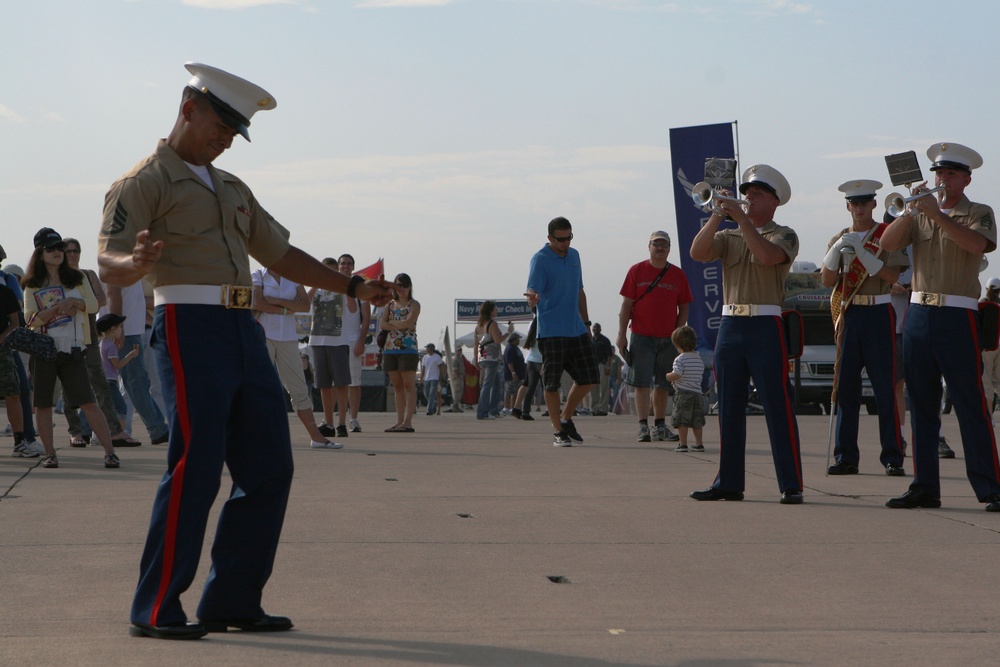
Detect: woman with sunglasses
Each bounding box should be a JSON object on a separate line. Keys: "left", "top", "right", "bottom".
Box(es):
{"left": 380, "top": 273, "right": 420, "bottom": 432}
{"left": 59, "top": 237, "right": 142, "bottom": 448}
{"left": 22, "top": 228, "right": 120, "bottom": 469}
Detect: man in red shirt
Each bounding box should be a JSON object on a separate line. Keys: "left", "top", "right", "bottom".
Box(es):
{"left": 617, "top": 231, "right": 693, "bottom": 442}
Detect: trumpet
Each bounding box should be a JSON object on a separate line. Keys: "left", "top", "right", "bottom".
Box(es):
{"left": 691, "top": 181, "right": 749, "bottom": 210}
{"left": 885, "top": 186, "right": 945, "bottom": 218}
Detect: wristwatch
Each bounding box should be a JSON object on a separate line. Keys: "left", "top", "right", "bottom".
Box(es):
{"left": 347, "top": 275, "right": 365, "bottom": 298}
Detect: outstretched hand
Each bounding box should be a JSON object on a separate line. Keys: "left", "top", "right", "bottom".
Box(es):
{"left": 131, "top": 230, "right": 164, "bottom": 276}
{"left": 357, "top": 276, "right": 397, "bottom": 307}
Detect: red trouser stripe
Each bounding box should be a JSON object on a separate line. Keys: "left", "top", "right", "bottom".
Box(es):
{"left": 150, "top": 305, "right": 194, "bottom": 626}
{"left": 773, "top": 315, "right": 803, "bottom": 488}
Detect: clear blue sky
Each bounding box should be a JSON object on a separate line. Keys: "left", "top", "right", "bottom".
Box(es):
{"left": 3, "top": 0, "right": 999, "bottom": 342}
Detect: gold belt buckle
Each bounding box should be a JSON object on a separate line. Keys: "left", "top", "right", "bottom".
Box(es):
{"left": 731, "top": 304, "right": 751, "bottom": 316}
{"left": 222, "top": 285, "right": 254, "bottom": 309}
{"left": 854, "top": 295, "right": 873, "bottom": 306}
{"left": 919, "top": 292, "right": 942, "bottom": 307}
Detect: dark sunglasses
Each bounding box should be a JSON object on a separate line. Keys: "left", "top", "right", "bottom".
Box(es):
{"left": 551, "top": 233, "right": 574, "bottom": 243}
{"left": 43, "top": 244, "right": 67, "bottom": 253}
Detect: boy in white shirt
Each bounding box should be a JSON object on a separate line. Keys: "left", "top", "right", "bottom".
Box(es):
{"left": 665, "top": 326, "right": 705, "bottom": 453}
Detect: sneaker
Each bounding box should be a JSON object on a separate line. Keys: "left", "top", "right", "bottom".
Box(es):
{"left": 561, "top": 419, "right": 583, "bottom": 443}
{"left": 511, "top": 408, "right": 522, "bottom": 419}
{"left": 1, "top": 424, "right": 12, "bottom": 437}
{"left": 336, "top": 424, "right": 349, "bottom": 438}
{"left": 689, "top": 444, "right": 705, "bottom": 452}
{"left": 662, "top": 425, "right": 680, "bottom": 442}
{"left": 13, "top": 441, "right": 44, "bottom": 458}
{"left": 41, "top": 453, "right": 59, "bottom": 468}
{"left": 652, "top": 424, "right": 666, "bottom": 442}
{"left": 349, "top": 419, "right": 362, "bottom": 433}
{"left": 637, "top": 423, "right": 651, "bottom": 443}
{"left": 311, "top": 440, "right": 344, "bottom": 449}
{"left": 938, "top": 437, "right": 955, "bottom": 459}
{"left": 553, "top": 432, "right": 573, "bottom": 447}
{"left": 674, "top": 443, "right": 689, "bottom": 452}
{"left": 318, "top": 423, "right": 337, "bottom": 438}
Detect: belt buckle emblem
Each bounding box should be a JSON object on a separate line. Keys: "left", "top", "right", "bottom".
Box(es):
{"left": 223, "top": 285, "right": 254, "bottom": 309}
{"left": 919, "top": 292, "right": 942, "bottom": 307}
{"left": 732, "top": 304, "right": 750, "bottom": 317}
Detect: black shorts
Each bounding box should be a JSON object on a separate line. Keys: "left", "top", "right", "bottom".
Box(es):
{"left": 538, "top": 335, "right": 600, "bottom": 392}
{"left": 31, "top": 349, "right": 94, "bottom": 409}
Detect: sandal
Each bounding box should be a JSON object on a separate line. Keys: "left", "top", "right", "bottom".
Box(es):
{"left": 70, "top": 436, "right": 87, "bottom": 448}
{"left": 112, "top": 436, "right": 143, "bottom": 447}
{"left": 104, "top": 453, "right": 120, "bottom": 469}
{"left": 42, "top": 454, "right": 59, "bottom": 469}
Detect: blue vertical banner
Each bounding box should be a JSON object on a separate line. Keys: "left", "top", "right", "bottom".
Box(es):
{"left": 669, "top": 122, "right": 737, "bottom": 351}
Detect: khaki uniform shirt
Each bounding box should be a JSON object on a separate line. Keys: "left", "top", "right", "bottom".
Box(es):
{"left": 710, "top": 220, "right": 799, "bottom": 306}
{"left": 98, "top": 140, "right": 291, "bottom": 288}
{"left": 826, "top": 224, "right": 910, "bottom": 296}
{"left": 895, "top": 195, "right": 996, "bottom": 298}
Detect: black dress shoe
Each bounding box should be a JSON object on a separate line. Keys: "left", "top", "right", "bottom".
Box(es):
{"left": 985, "top": 495, "right": 1000, "bottom": 512}
{"left": 886, "top": 489, "right": 941, "bottom": 509}
{"left": 690, "top": 487, "right": 744, "bottom": 501}
{"left": 129, "top": 622, "right": 207, "bottom": 640}
{"left": 885, "top": 463, "right": 906, "bottom": 477}
{"left": 780, "top": 490, "right": 804, "bottom": 505}
{"left": 827, "top": 461, "right": 859, "bottom": 475}
{"left": 202, "top": 614, "right": 294, "bottom": 633}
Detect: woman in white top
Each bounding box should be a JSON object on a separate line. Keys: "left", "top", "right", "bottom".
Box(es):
{"left": 252, "top": 267, "right": 342, "bottom": 449}
{"left": 22, "top": 228, "right": 119, "bottom": 469}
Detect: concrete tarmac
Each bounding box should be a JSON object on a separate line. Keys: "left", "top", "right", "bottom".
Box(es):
{"left": 2, "top": 408, "right": 998, "bottom": 667}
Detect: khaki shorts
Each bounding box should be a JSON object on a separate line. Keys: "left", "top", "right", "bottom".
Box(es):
{"left": 0, "top": 348, "right": 20, "bottom": 396}
{"left": 671, "top": 389, "right": 706, "bottom": 429}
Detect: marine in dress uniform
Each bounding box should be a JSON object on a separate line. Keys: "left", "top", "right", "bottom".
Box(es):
{"left": 821, "top": 180, "right": 909, "bottom": 477}
{"left": 98, "top": 63, "right": 393, "bottom": 640}
{"left": 688, "top": 164, "right": 804, "bottom": 504}
{"left": 880, "top": 142, "right": 1000, "bottom": 511}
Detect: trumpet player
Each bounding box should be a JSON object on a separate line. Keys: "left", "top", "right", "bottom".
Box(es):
{"left": 880, "top": 142, "right": 1000, "bottom": 512}
{"left": 820, "top": 180, "right": 908, "bottom": 477}
{"left": 689, "top": 164, "right": 804, "bottom": 505}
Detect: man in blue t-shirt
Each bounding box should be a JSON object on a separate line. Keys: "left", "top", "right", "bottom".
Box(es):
{"left": 525, "top": 217, "right": 600, "bottom": 447}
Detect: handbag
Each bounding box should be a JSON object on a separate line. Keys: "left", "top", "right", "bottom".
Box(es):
{"left": 3, "top": 326, "right": 58, "bottom": 360}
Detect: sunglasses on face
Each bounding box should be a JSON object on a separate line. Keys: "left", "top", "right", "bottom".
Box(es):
{"left": 43, "top": 244, "right": 66, "bottom": 253}
{"left": 551, "top": 233, "right": 574, "bottom": 243}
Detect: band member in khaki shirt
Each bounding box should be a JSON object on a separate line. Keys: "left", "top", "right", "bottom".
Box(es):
{"left": 689, "top": 164, "right": 804, "bottom": 505}
{"left": 880, "top": 142, "right": 1000, "bottom": 511}
{"left": 821, "top": 179, "right": 908, "bottom": 477}
{"left": 100, "top": 63, "right": 394, "bottom": 640}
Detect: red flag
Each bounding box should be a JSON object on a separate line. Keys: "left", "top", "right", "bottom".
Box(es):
{"left": 355, "top": 258, "right": 384, "bottom": 281}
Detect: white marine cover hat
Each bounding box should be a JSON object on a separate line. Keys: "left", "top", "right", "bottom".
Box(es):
{"left": 838, "top": 179, "right": 883, "bottom": 203}
{"left": 739, "top": 164, "right": 791, "bottom": 206}
{"left": 927, "top": 142, "right": 983, "bottom": 172}
{"left": 185, "top": 62, "right": 276, "bottom": 141}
